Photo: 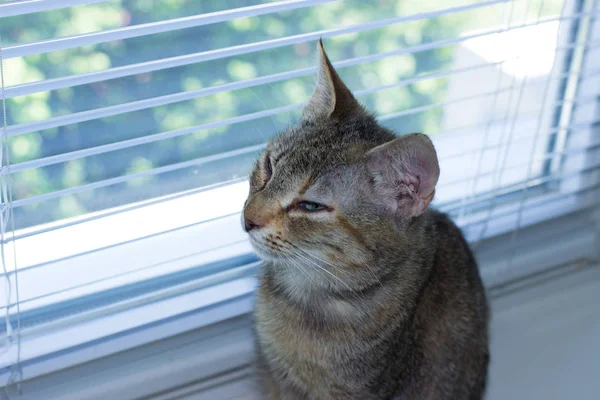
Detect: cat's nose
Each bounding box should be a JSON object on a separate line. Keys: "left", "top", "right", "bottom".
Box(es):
{"left": 242, "top": 197, "right": 269, "bottom": 232}
{"left": 243, "top": 217, "right": 261, "bottom": 232}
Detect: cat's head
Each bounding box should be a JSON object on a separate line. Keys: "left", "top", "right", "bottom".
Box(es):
{"left": 242, "top": 40, "right": 439, "bottom": 290}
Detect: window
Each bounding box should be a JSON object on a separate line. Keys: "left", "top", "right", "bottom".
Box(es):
{"left": 0, "top": 0, "right": 598, "bottom": 391}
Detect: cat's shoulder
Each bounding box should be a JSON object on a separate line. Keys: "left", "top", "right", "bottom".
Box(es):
{"left": 427, "top": 209, "right": 462, "bottom": 235}
{"left": 427, "top": 209, "right": 475, "bottom": 261}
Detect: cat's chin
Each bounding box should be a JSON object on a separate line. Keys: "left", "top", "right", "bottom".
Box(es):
{"left": 252, "top": 247, "right": 276, "bottom": 262}
{"left": 248, "top": 238, "right": 278, "bottom": 261}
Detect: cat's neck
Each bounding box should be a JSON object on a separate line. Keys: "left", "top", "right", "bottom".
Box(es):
{"left": 260, "top": 262, "right": 383, "bottom": 322}
{"left": 265, "top": 259, "right": 384, "bottom": 301}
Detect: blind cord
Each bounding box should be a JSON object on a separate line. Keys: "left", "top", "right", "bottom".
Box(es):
{"left": 457, "top": 0, "right": 519, "bottom": 225}
{"left": 0, "top": 31, "right": 22, "bottom": 396}
{"left": 473, "top": 0, "right": 554, "bottom": 246}
{"left": 493, "top": 0, "right": 564, "bottom": 275}
{"left": 507, "top": 0, "right": 599, "bottom": 266}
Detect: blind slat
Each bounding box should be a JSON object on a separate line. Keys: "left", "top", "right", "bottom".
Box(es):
{"left": 6, "top": 173, "right": 599, "bottom": 315}
{"left": 0, "top": 259, "right": 261, "bottom": 330}
{"left": 9, "top": 116, "right": 600, "bottom": 210}
{"left": 443, "top": 153, "right": 600, "bottom": 189}
{"left": 1, "top": 0, "right": 337, "bottom": 59}
{"left": 6, "top": 38, "right": 599, "bottom": 100}
{"left": 3, "top": 62, "right": 506, "bottom": 173}
{"left": 4, "top": 1, "right": 511, "bottom": 99}
{"left": 7, "top": 8, "right": 599, "bottom": 100}
{"left": 6, "top": 162, "right": 600, "bottom": 309}
{"left": 7, "top": 163, "right": 600, "bottom": 280}
{"left": 4, "top": 111, "right": 597, "bottom": 242}
{"left": 4, "top": 62, "right": 598, "bottom": 178}
{"left": 3, "top": 177, "right": 248, "bottom": 244}
{"left": 6, "top": 10, "right": 595, "bottom": 137}
{"left": 446, "top": 163, "right": 600, "bottom": 215}
{"left": 0, "top": 0, "right": 108, "bottom": 18}
{"left": 9, "top": 144, "right": 265, "bottom": 209}
{"left": 458, "top": 180, "right": 600, "bottom": 230}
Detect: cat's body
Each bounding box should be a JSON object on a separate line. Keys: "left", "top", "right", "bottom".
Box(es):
{"left": 254, "top": 210, "right": 488, "bottom": 400}
{"left": 244, "top": 41, "right": 489, "bottom": 400}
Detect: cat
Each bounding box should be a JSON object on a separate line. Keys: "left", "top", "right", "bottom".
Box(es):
{"left": 243, "top": 40, "right": 489, "bottom": 400}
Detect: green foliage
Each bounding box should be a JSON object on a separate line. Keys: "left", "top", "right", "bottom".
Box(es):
{"left": 2, "top": 0, "right": 560, "bottom": 229}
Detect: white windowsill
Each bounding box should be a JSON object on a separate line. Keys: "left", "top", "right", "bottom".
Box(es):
{"left": 9, "top": 251, "right": 600, "bottom": 399}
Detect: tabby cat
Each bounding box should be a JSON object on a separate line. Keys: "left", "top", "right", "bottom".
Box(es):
{"left": 243, "top": 40, "right": 489, "bottom": 400}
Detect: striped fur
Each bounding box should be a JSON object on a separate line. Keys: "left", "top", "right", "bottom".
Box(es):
{"left": 244, "top": 41, "right": 489, "bottom": 400}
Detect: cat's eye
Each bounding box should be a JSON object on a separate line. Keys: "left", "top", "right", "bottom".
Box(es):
{"left": 295, "top": 201, "right": 329, "bottom": 212}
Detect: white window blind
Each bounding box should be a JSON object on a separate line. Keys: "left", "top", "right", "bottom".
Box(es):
{"left": 0, "top": 0, "right": 599, "bottom": 393}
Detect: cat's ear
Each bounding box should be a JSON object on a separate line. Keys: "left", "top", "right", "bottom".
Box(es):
{"left": 302, "top": 39, "right": 362, "bottom": 120}
{"left": 366, "top": 133, "right": 440, "bottom": 218}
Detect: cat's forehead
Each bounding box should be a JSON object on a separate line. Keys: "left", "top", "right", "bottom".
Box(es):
{"left": 263, "top": 116, "right": 396, "bottom": 196}
{"left": 269, "top": 119, "right": 378, "bottom": 167}
{"left": 269, "top": 124, "right": 340, "bottom": 171}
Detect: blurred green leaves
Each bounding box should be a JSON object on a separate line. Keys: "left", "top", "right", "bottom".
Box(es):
{"left": 1, "top": 0, "right": 563, "bottom": 229}
{"left": 1, "top": 0, "right": 462, "bottom": 228}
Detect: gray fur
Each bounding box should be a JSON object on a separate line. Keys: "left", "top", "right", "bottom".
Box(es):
{"left": 243, "top": 40, "right": 489, "bottom": 400}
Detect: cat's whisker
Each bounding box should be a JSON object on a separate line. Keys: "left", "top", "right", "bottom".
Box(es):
{"left": 292, "top": 248, "right": 353, "bottom": 291}
{"left": 296, "top": 249, "right": 374, "bottom": 303}
{"left": 295, "top": 246, "right": 355, "bottom": 282}
{"left": 293, "top": 245, "right": 383, "bottom": 297}
{"left": 293, "top": 249, "right": 372, "bottom": 302}
{"left": 288, "top": 248, "right": 337, "bottom": 289}
{"left": 301, "top": 247, "right": 352, "bottom": 277}
{"left": 361, "top": 262, "right": 383, "bottom": 288}
{"left": 289, "top": 243, "right": 334, "bottom": 267}
{"left": 283, "top": 254, "right": 320, "bottom": 292}
{"left": 288, "top": 249, "right": 330, "bottom": 282}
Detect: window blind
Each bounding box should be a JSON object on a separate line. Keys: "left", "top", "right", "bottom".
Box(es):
{"left": 0, "top": 0, "right": 599, "bottom": 391}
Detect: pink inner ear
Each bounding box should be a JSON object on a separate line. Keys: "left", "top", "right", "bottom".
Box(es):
{"left": 413, "top": 155, "right": 438, "bottom": 199}
{"left": 367, "top": 134, "right": 440, "bottom": 217}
